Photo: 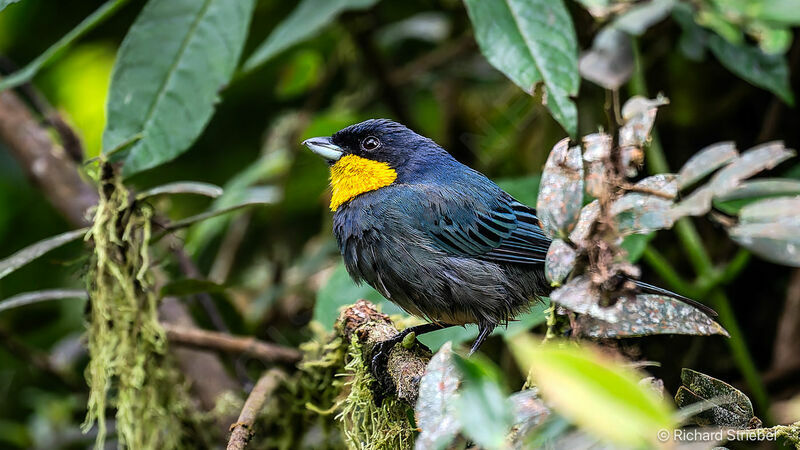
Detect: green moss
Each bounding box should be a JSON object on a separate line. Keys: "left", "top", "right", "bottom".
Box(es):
{"left": 82, "top": 167, "right": 190, "bottom": 449}
{"left": 257, "top": 321, "right": 415, "bottom": 450}
{"left": 336, "top": 336, "right": 414, "bottom": 450}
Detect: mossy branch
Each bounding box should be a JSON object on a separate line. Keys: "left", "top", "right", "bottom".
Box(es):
{"left": 335, "top": 299, "right": 432, "bottom": 405}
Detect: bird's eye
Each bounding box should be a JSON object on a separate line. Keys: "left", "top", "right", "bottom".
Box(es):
{"left": 361, "top": 136, "right": 381, "bottom": 151}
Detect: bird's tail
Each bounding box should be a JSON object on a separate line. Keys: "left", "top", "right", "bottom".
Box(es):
{"left": 633, "top": 279, "right": 718, "bottom": 318}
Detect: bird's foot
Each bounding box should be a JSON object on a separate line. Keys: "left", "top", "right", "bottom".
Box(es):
{"left": 368, "top": 332, "right": 409, "bottom": 402}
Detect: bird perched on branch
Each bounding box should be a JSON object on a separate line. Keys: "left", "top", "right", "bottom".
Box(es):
{"left": 303, "top": 119, "right": 715, "bottom": 358}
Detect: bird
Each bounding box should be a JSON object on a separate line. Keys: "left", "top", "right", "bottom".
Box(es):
{"left": 303, "top": 119, "right": 716, "bottom": 358}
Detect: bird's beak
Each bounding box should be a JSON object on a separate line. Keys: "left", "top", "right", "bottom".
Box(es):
{"left": 303, "top": 137, "right": 343, "bottom": 162}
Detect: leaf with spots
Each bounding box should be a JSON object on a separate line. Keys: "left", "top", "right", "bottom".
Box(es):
{"left": 537, "top": 139, "right": 584, "bottom": 238}
{"left": 675, "top": 368, "right": 760, "bottom": 429}
{"left": 574, "top": 294, "right": 728, "bottom": 338}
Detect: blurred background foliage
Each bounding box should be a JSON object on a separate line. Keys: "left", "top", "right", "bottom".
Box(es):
{"left": 0, "top": 0, "right": 799, "bottom": 448}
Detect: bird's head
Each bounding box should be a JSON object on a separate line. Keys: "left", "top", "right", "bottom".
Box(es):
{"left": 303, "top": 119, "right": 450, "bottom": 211}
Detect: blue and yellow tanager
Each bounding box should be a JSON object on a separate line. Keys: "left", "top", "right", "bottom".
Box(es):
{"left": 304, "top": 119, "right": 715, "bottom": 356}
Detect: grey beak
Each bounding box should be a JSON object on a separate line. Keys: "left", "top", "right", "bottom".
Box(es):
{"left": 303, "top": 136, "right": 343, "bottom": 162}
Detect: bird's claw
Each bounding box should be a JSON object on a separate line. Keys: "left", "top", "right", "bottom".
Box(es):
{"left": 368, "top": 333, "right": 407, "bottom": 402}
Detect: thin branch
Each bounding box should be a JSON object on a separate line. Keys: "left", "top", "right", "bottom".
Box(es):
{"left": 209, "top": 211, "right": 251, "bottom": 284}
{"left": 227, "top": 369, "right": 286, "bottom": 450}
{"left": 163, "top": 324, "right": 301, "bottom": 364}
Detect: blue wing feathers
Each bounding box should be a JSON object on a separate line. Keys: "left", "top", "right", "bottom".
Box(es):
{"left": 413, "top": 180, "right": 551, "bottom": 264}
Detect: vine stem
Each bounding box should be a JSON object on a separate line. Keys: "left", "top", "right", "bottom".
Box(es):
{"left": 630, "top": 41, "right": 770, "bottom": 416}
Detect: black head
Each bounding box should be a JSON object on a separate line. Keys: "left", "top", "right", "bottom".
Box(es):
{"left": 302, "top": 119, "right": 450, "bottom": 172}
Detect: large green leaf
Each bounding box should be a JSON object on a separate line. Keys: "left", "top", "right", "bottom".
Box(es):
{"left": 708, "top": 34, "right": 794, "bottom": 105}
{"left": 463, "top": 0, "right": 579, "bottom": 136}
{"left": 103, "top": 0, "right": 255, "bottom": 176}
{"left": 242, "top": 0, "right": 379, "bottom": 73}
{"left": 510, "top": 335, "right": 675, "bottom": 447}
{"left": 0, "top": 0, "right": 128, "bottom": 91}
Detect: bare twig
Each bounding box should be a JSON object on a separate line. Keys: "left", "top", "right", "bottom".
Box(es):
{"left": 227, "top": 369, "right": 286, "bottom": 450}
{"left": 163, "top": 323, "right": 302, "bottom": 364}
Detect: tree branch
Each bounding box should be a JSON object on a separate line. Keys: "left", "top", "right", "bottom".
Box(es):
{"left": 164, "top": 323, "right": 301, "bottom": 364}
{"left": 0, "top": 90, "right": 96, "bottom": 225}
{"left": 227, "top": 369, "right": 286, "bottom": 450}
{"left": 337, "top": 300, "right": 432, "bottom": 405}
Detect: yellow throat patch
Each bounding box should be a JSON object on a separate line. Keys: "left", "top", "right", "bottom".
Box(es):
{"left": 329, "top": 154, "right": 397, "bottom": 211}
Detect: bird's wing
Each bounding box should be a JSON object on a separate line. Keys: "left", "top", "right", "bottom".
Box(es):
{"left": 409, "top": 184, "right": 551, "bottom": 264}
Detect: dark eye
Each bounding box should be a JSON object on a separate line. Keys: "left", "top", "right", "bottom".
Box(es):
{"left": 361, "top": 136, "right": 381, "bottom": 151}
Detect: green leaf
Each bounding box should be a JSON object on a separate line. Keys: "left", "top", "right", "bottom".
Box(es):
{"left": 463, "top": 0, "right": 579, "bottom": 136}
{"left": 136, "top": 181, "right": 223, "bottom": 200}
{"left": 509, "top": 335, "right": 675, "bottom": 447}
{"left": 708, "top": 34, "right": 794, "bottom": 105}
{"left": 0, "top": 0, "right": 21, "bottom": 13}
{"left": 415, "top": 342, "right": 462, "bottom": 450}
{"left": 0, "top": 228, "right": 87, "bottom": 281}
{"left": 753, "top": 0, "right": 800, "bottom": 25}
{"left": 0, "top": 289, "right": 87, "bottom": 314}
{"left": 747, "top": 22, "right": 793, "bottom": 55}
{"left": 675, "top": 368, "right": 760, "bottom": 428}
{"left": 242, "top": 0, "right": 379, "bottom": 73}
{"left": 103, "top": 0, "right": 255, "bottom": 176}
{"left": 453, "top": 355, "right": 513, "bottom": 450}
{"left": 0, "top": 0, "right": 128, "bottom": 91}
{"left": 159, "top": 278, "right": 227, "bottom": 298}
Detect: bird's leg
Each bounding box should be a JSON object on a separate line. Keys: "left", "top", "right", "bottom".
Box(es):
{"left": 369, "top": 322, "right": 454, "bottom": 392}
{"left": 468, "top": 324, "right": 495, "bottom": 356}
